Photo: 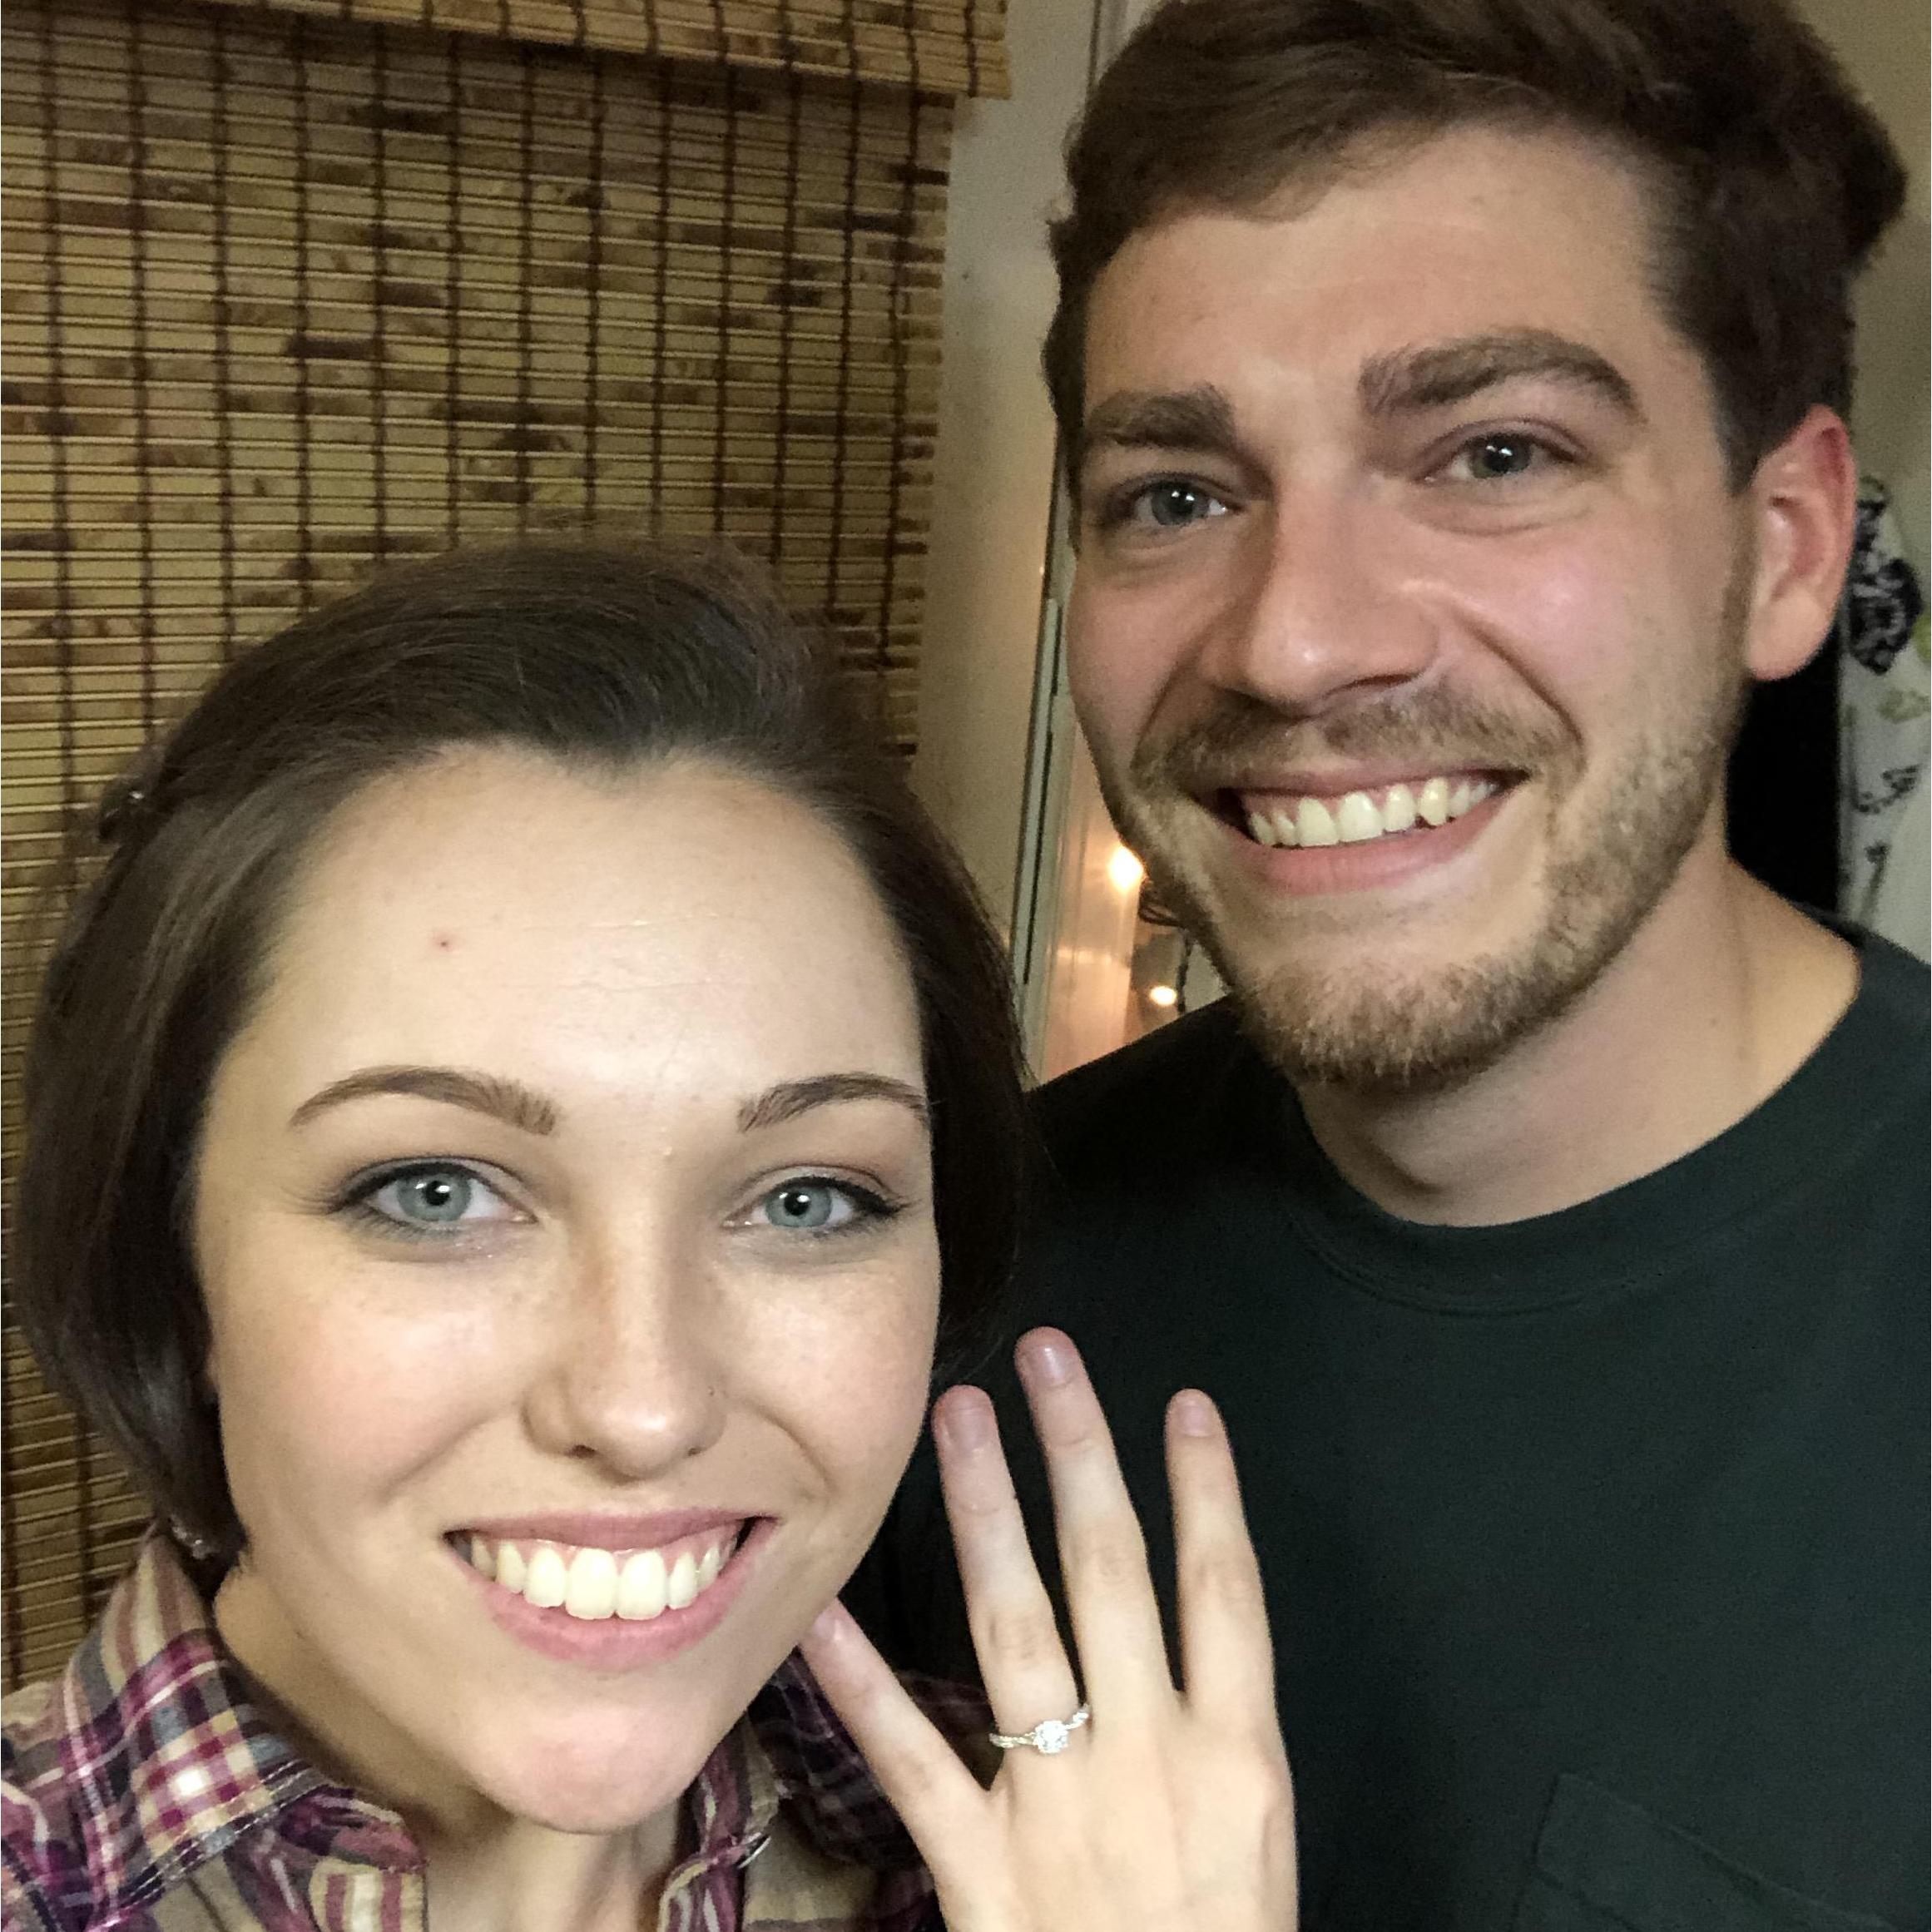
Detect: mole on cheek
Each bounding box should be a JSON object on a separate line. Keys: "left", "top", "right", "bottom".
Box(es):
{"left": 430, "top": 932, "right": 458, "bottom": 953}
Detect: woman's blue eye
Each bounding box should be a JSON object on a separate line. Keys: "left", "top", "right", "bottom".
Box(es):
{"left": 385, "top": 1171, "right": 472, "bottom": 1224}
{"left": 761, "top": 1181, "right": 852, "bottom": 1231}
{"left": 356, "top": 1165, "right": 513, "bottom": 1233}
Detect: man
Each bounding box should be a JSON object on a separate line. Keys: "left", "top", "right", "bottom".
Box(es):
{"left": 851, "top": 0, "right": 1927, "bottom": 1925}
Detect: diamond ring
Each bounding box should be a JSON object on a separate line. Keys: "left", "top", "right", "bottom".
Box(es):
{"left": 988, "top": 1703, "right": 1091, "bottom": 1755}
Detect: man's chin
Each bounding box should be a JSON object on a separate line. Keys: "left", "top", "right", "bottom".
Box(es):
{"left": 1141, "top": 844, "right": 1568, "bottom": 1092}
{"left": 1131, "top": 741, "right": 1722, "bottom": 1097}
{"left": 1214, "top": 949, "right": 1584, "bottom": 1095}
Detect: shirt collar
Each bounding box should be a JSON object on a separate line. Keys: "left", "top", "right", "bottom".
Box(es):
{"left": 31, "top": 1531, "right": 352, "bottom": 1921}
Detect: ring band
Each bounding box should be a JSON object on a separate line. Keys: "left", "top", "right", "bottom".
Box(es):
{"left": 988, "top": 1703, "right": 1091, "bottom": 1755}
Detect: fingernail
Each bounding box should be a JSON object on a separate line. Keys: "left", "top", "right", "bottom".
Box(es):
{"left": 1172, "top": 1390, "right": 1219, "bottom": 1437}
{"left": 810, "top": 1601, "right": 850, "bottom": 1643}
{"left": 1018, "top": 1330, "right": 1076, "bottom": 1389}
{"left": 934, "top": 1387, "right": 995, "bottom": 1451}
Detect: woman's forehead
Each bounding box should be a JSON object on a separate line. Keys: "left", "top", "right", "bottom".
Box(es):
{"left": 227, "top": 750, "right": 925, "bottom": 1117}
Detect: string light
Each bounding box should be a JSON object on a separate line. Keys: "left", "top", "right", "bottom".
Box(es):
{"left": 1107, "top": 845, "right": 1146, "bottom": 894}
{"left": 1147, "top": 983, "right": 1179, "bottom": 1008}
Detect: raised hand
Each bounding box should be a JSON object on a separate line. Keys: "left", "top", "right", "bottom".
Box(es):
{"left": 800, "top": 1326, "right": 1296, "bottom": 1932}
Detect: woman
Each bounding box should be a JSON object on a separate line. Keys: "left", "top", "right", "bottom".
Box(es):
{"left": 2, "top": 544, "right": 1295, "bottom": 1932}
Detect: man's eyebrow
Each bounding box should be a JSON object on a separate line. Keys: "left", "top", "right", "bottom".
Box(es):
{"left": 1076, "top": 385, "right": 1241, "bottom": 471}
{"left": 737, "top": 1073, "right": 930, "bottom": 1135}
{"left": 1360, "top": 330, "right": 1640, "bottom": 421}
{"left": 290, "top": 1067, "right": 560, "bottom": 1136}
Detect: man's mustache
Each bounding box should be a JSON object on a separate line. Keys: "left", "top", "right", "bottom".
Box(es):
{"left": 1130, "top": 687, "right": 1573, "bottom": 795}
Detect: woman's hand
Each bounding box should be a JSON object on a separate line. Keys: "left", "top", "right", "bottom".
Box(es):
{"left": 800, "top": 1326, "right": 1296, "bottom": 1932}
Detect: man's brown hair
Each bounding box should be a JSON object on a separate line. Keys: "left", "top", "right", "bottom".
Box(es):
{"left": 1044, "top": 0, "right": 1906, "bottom": 487}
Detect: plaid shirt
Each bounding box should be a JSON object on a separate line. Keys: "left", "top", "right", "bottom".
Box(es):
{"left": 4, "top": 1535, "right": 986, "bottom": 1932}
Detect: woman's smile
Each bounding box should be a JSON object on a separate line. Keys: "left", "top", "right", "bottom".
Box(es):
{"left": 448, "top": 1516, "right": 776, "bottom": 1670}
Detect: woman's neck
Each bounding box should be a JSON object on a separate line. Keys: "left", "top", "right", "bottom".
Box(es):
{"left": 422, "top": 1811, "right": 681, "bottom": 1932}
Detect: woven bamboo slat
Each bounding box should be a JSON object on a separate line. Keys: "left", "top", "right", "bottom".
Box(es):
{"left": 2, "top": 0, "right": 959, "bottom": 1691}
{"left": 200, "top": 0, "right": 1010, "bottom": 99}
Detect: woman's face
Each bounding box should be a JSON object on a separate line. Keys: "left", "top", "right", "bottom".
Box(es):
{"left": 193, "top": 749, "right": 940, "bottom": 1834}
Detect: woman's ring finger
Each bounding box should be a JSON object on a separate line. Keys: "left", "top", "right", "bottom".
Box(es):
{"left": 987, "top": 1702, "right": 1091, "bottom": 1756}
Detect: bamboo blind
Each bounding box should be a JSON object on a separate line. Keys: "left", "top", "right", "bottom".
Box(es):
{"left": 1, "top": 0, "right": 988, "bottom": 1690}
{"left": 201, "top": 0, "right": 1010, "bottom": 100}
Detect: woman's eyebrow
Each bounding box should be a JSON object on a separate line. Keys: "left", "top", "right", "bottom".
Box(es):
{"left": 737, "top": 1073, "right": 930, "bottom": 1134}
{"left": 289, "top": 1067, "right": 560, "bottom": 1136}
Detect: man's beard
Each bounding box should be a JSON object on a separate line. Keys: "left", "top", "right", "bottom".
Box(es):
{"left": 1102, "top": 614, "right": 1750, "bottom": 1097}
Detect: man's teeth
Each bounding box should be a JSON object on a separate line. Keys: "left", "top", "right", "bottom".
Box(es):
{"left": 462, "top": 1532, "right": 738, "bottom": 1622}
{"left": 1245, "top": 776, "right": 1498, "bottom": 848}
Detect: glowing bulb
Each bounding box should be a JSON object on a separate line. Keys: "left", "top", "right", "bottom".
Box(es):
{"left": 1107, "top": 845, "right": 1146, "bottom": 894}
{"left": 1147, "top": 983, "right": 1179, "bottom": 1008}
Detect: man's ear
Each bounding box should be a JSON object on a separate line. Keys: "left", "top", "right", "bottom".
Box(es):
{"left": 1741, "top": 404, "right": 1859, "bottom": 683}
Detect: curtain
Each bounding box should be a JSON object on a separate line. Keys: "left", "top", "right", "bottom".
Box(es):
{"left": 1, "top": 0, "right": 1004, "bottom": 1689}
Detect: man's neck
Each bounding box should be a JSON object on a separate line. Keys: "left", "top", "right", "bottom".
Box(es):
{"left": 1295, "top": 850, "right": 1860, "bottom": 1227}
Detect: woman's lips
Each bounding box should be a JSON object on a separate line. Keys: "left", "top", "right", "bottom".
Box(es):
{"left": 453, "top": 1516, "right": 775, "bottom": 1671}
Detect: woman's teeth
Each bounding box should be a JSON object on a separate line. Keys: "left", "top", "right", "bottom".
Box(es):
{"left": 461, "top": 1531, "right": 737, "bottom": 1622}
{"left": 1244, "top": 775, "right": 1499, "bottom": 848}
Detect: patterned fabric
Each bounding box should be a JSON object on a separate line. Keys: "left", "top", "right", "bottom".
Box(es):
{"left": 1839, "top": 479, "right": 1930, "bottom": 923}
{"left": 4, "top": 1534, "right": 984, "bottom": 1932}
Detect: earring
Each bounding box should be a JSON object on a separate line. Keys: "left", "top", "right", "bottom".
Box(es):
{"left": 170, "top": 1518, "right": 219, "bottom": 1562}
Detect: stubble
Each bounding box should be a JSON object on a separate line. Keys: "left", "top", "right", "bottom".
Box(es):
{"left": 1102, "top": 589, "right": 1752, "bottom": 1096}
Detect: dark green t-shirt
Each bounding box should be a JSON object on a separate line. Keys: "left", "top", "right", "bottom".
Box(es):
{"left": 852, "top": 927, "right": 1929, "bottom": 1930}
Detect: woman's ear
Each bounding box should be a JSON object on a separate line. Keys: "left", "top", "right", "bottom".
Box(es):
{"left": 1741, "top": 404, "right": 1859, "bottom": 683}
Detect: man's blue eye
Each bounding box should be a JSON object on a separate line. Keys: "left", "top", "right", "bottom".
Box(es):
{"left": 1468, "top": 434, "right": 1536, "bottom": 478}
{"left": 1141, "top": 481, "right": 1218, "bottom": 527}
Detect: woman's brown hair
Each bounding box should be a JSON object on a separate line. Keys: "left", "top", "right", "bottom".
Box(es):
{"left": 14, "top": 542, "right": 1031, "bottom": 1562}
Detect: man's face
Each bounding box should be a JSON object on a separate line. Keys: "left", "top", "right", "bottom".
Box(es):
{"left": 1067, "top": 125, "right": 1763, "bottom": 1091}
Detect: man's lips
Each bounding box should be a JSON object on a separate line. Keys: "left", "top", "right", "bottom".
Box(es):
{"left": 1196, "top": 770, "right": 1519, "bottom": 896}
{"left": 1207, "top": 767, "right": 1520, "bottom": 850}
{"left": 1206, "top": 758, "right": 1513, "bottom": 798}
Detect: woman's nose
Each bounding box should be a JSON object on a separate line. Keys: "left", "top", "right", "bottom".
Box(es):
{"left": 521, "top": 1235, "right": 728, "bottom": 1477}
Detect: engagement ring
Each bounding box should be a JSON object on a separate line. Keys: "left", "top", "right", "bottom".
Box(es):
{"left": 988, "top": 1703, "right": 1091, "bottom": 1755}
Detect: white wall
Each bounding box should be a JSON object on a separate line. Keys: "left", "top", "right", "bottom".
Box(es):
{"left": 910, "top": 0, "right": 1096, "bottom": 934}
{"left": 1797, "top": 0, "right": 1930, "bottom": 560}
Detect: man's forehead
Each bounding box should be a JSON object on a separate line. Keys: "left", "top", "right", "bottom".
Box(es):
{"left": 1078, "top": 126, "right": 1674, "bottom": 418}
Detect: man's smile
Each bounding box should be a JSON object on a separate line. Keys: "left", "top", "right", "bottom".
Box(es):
{"left": 1229, "top": 770, "right": 1511, "bottom": 848}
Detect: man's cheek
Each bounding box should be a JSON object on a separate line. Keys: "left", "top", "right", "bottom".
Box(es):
{"left": 1068, "top": 604, "right": 1168, "bottom": 767}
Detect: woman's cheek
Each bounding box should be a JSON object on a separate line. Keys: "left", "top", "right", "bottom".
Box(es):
{"left": 760, "top": 1255, "right": 940, "bottom": 1475}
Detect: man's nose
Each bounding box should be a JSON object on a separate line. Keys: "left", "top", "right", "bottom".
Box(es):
{"left": 1193, "top": 491, "right": 1436, "bottom": 718}
{"left": 523, "top": 1232, "right": 728, "bottom": 1478}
